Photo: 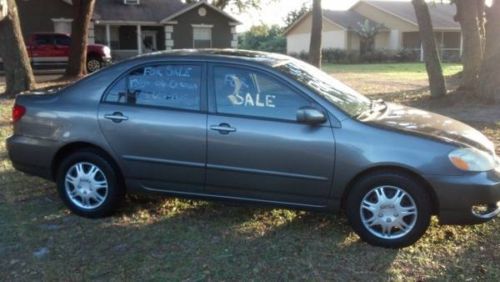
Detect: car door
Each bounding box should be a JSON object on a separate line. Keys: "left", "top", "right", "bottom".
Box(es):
{"left": 206, "top": 64, "right": 335, "bottom": 206}
{"left": 98, "top": 63, "right": 207, "bottom": 193}
{"left": 30, "top": 34, "right": 55, "bottom": 67}
{"left": 53, "top": 34, "right": 71, "bottom": 66}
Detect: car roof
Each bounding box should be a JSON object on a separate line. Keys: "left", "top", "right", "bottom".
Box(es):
{"left": 133, "top": 49, "right": 291, "bottom": 67}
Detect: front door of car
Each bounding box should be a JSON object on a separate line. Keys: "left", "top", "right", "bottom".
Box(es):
{"left": 206, "top": 65, "right": 335, "bottom": 206}
{"left": 98, "top": 63, "right": 207, "bottom": 193}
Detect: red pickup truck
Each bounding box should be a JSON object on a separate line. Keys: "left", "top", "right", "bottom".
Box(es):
{"left": 7, "top": 33, "right": 112, "bottom": 73}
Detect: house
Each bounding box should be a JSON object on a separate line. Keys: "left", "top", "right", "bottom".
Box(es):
{"left": 284, "top": 0, "right": 461, "bottom": 61}
{"left": 17, "top": 0, "right": 241, "bottom": 60}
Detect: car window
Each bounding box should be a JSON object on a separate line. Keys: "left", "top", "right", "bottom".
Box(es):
{"left": 54, "top": 35, "right": 71, "bottom": 46}
{"left": 35, "top": 35, "right": 53, "bottom": 45}
{"left": 213, "top": 66, "right": 311, "bottom": 121}
{"left": 104, "top": 64, "right": 202, "bottom": 111}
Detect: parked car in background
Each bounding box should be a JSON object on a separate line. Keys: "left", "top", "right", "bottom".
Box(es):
{"left": 0, "top": 33, "right": 111, "bottom": 73}
{"left": 6, "top": 50, "right": 500, "bottom": 248}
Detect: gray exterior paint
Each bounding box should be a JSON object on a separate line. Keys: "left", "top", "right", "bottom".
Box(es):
{"left": 17, "top": 0, "right": 73, "bottom": 40}
{"left": 16, "top": 0, "right": 239, "bottom": 55}
{"left": 6, "top": 50, "right": 500, "bottom": 230}
{"left": 171, "top": 4, "right": 233, "bottom": 49}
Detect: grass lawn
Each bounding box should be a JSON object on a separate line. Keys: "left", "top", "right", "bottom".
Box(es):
{"left": 0, "top": 64, "right": 499, "bottom": 280}
{"left": 323, "top": 62, "right": 463, "bottom": 78}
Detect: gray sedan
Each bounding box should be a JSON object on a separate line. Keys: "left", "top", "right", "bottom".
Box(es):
{"left": 6, "top": 50, "right": 500, "bottom": 248}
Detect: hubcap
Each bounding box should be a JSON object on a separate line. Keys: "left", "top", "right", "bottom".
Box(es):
{"left": 64, "top": 162, "right": 108, "bottom": 210}
{"left": 87, "top": 59, "right": 101, "bottom": 72}
{"left": 360, "top": 186, "right": 418, "bottom": 240}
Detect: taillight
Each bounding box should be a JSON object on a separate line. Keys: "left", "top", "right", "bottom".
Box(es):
{"left": 12, "top": 104, "right": 26, "bottom": 123}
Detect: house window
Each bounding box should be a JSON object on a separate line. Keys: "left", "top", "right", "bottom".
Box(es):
{"left": 123, "top": 0, "right": 140, "bottom": 5}
{"left": 193, "top": 26, "right": 212, "bottom": 48}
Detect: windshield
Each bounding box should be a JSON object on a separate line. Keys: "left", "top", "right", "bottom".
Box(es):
{"left": 274, "top": 58, "right": 371, "bottom": 117}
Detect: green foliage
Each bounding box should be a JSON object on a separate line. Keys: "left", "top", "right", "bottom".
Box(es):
{"left": 238, "top": 25, "right": 286, "bottom": 53}
{"left": 356, "top": 19, "right": 383, "bottom": 39}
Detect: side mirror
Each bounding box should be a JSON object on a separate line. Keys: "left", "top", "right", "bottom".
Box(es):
{"left": 296, "top": 107, "right": 327, "bottom": 125}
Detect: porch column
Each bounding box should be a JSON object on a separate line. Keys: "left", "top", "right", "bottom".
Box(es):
{"left": 441, "top": 32, "right": 445, "bottom": 58}
{"left": 164, "top": 25, "right": 174, "bottom": 50}
{"left": 88, "top": 21, "right": 95, "bottom": 44}
{"left": 460, "top": 33, "right": 463, "bottom": 57}
{"left": 105, "top": 24, "right": 111, "bottom": 48}
{"left": 137, "top": 25, "right": 142, "bottom": 54}
{"left": 230, "top": 26, "right": 238, "bottom": 48}
{"left": 420, "top": 43, "right": 424, "bottom": 62}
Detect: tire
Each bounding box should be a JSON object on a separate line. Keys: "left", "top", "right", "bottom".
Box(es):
{"left": 86, "top": 57, "right": 102, "bottom": 73}
{"left": 56, "top": 149, "right": 124, "bottom": 218}
{"left": 345, "top": 171, "right": 432, "bottom": 248}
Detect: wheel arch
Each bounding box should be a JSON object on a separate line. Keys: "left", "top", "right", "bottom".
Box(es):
{"left": 87, "top": 52, "right": 102, "bottom": 60}
{"left": 51, "top": 142, "right": 123, "bottom": 182}
{"left": 340, "top": 165, "right": 439, "bottom": 214}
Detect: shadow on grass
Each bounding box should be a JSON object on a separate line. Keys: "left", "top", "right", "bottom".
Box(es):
{"left": 0, "top": 162, "right": 400, "bottom": 280}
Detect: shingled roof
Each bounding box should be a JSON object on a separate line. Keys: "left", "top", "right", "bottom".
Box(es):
{"left": 92, "top": 0, "right": 186, "bottom": 22}
{"left": 361, "top": 0, "right": 459, "bottom": 29}
{"left": 323, "top": 10, "right": 386, "bottom": 32}
{"left": 91, "top": 0, "right": 240, "bottom": 24}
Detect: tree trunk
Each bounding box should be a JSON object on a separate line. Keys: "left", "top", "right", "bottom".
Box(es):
{"left": 309, "top": 0, "right": 322, "bottom": 68}
{"left": 412, "top": 0, "right": 446, "bottom": 98}
{"left": 479, "top": 0, "right": 500, "bottom": 102}
{"left": 0, "top": 0, "right": 35, "bottom": 97}
{"left": 65, "top": 0, "right": 95, "bottom": 78}
{"left": 455, "top": 0, "right": 483, "bottom": 93}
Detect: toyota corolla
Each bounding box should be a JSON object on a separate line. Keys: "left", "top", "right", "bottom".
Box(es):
{"left": 7, "top": 50, "right": 500, "bottom": 248}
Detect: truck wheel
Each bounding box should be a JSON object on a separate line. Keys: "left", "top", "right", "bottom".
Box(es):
{"left": 86, "top": 57, "right": 102, "bottom": 73}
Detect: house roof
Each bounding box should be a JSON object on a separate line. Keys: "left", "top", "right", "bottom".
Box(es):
{"left": 91, "top": 0, "right": 240, "bottom": 25}
{"left": 359, "top": 0, "right": 459, "bottom": 30}
{"left": 93, "top": 0, "right": 186, "bottom": 22}
{"left": 323, "top": 10, "right": 385, "bottom": 32}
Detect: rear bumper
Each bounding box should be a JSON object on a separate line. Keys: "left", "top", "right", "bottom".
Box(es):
{"left": 6, "top": 135, "right": 57, "bottom": 180}
{"left": 425, "top": 169, "right": 500, "bottom": 225}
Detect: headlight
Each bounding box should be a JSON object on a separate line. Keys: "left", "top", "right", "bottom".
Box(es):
{"left": 103, "top": 46, "right": 111, "bottom": 57}
{"left": 448, "top": 147, "right": 495, "bottom": 172}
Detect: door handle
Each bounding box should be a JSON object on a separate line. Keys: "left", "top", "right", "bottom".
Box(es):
{"left": 104, "top": 112, "right": 128, "bottom": 123}
{"left": 210, "top": 123, "right": 236, "bottom": 134}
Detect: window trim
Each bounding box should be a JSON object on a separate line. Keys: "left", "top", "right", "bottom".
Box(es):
{"left": 208, "top": 63, "right": 330, "bottom": 125}
{"left": 101, "top": 62, "right": 207, "bottom": 113}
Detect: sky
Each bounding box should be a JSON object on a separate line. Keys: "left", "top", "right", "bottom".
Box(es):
{"left": 232, "top": 0, "right": 457, "bottom": 32}
{"left": 235, "top": 0, "right": 358, "bottom": 31}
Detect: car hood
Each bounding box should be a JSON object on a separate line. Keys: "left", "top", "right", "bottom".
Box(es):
{"left": 363, "top": 103, "right": 495, "bottom": 154}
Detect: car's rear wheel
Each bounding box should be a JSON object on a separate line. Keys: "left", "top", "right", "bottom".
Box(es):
{"left": 86, "top": 57, "right": 102, "bottom": 73}
{"left": 346, "top": 171, "right": 432, "bottom": 248}
{"left": 56, "top": 149, "right": 124, "bottom": 218}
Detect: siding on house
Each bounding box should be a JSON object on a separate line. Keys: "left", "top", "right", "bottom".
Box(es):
{"left": 286, "top": 13, "right": 346, "bottom": 54}
{"left": 171, "top": 5, "right": 233, "bottom": 49}
{"left": 352, "top": 1, "right": 417, "bottom": 32}
{"left": 17, "top": 0, "right": 73, "bottom": 41}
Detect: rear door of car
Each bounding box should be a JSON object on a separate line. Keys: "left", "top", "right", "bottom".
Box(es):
{"left": 98, "top": 62, "right": 207, "bottom": 193}
{"left": 205, "top": 63, "right": 336, "bottom": 206}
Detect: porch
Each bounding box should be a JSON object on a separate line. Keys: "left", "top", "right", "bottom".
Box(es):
{"left": 94, "top": 23, "right": 175, "bottom": 61}
{"left": 402, "top": 31, "right": 462, "bottom": 62}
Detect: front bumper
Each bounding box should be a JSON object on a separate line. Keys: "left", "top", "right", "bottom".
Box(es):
{"left": 425, "top": 169, "right": 500, "bottom": 225}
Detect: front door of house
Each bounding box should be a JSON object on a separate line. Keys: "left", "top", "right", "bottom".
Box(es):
{"left": 142, "top": 31, "right": 157, "bottom": 52}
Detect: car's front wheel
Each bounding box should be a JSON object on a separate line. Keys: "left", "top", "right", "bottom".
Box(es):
{"left": 56, "top": 149, "right": 124, "bottom": 218}
{"left": 86, "top": 57, "right": 102, "bottom": 73}
{"left": 346, "top": 171, "right": 432, "bottom": 248}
